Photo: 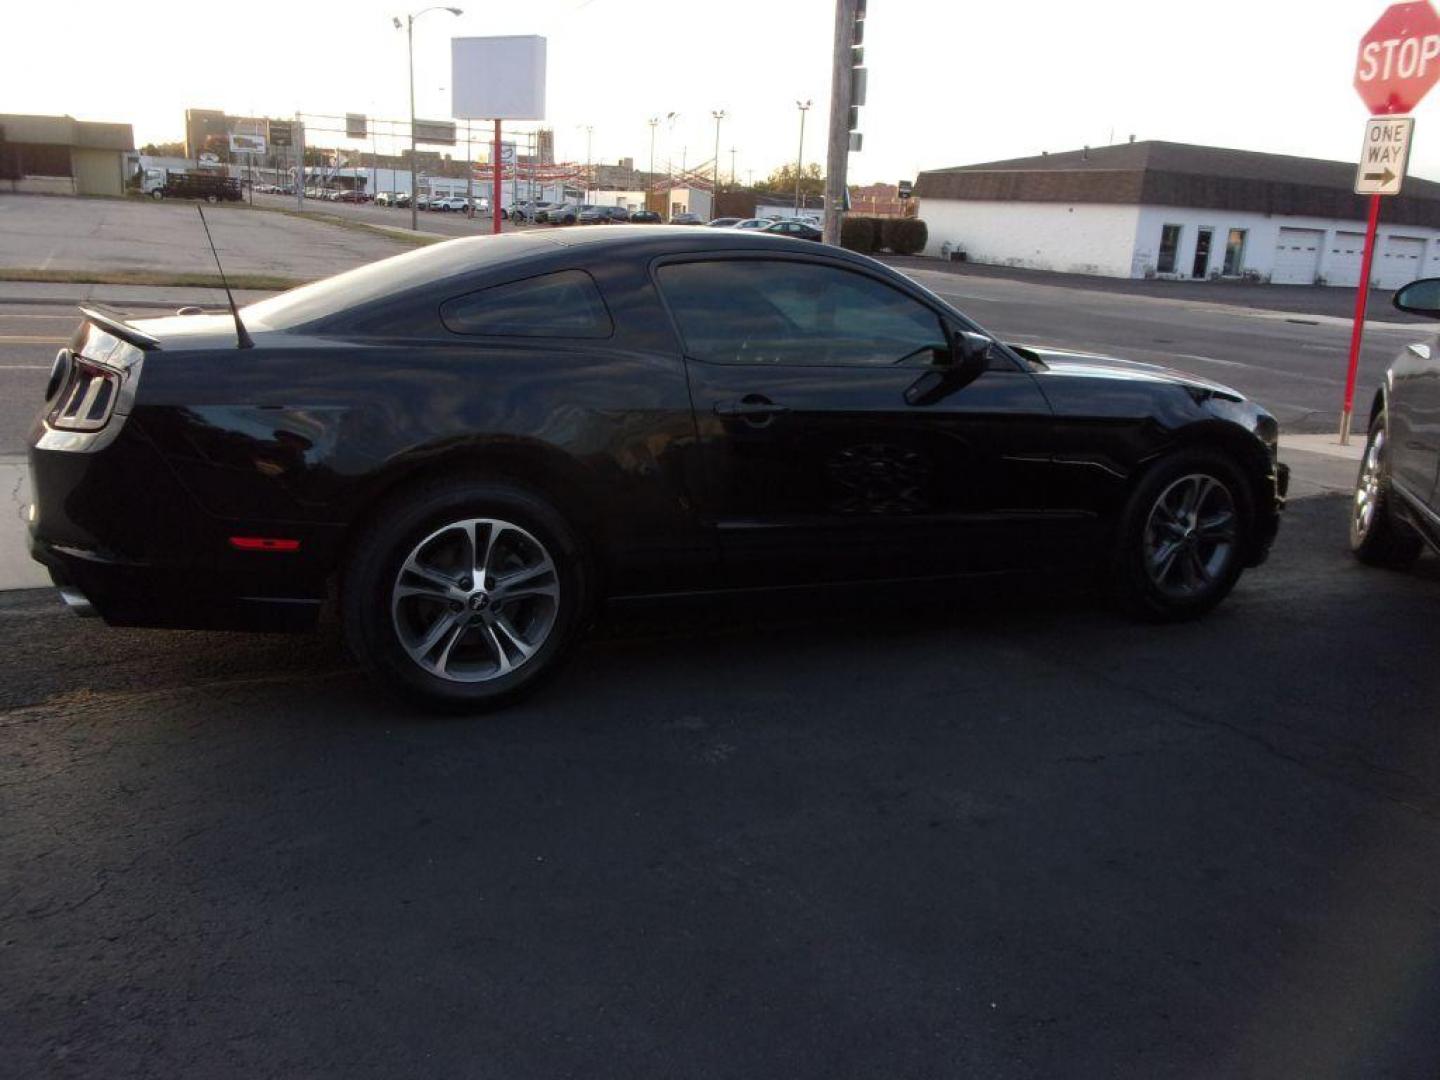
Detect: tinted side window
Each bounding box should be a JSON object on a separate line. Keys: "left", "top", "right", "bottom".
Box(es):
{"left": 657, "top": 259, "right": 946, "bottom": 367}
{"left": 440, "top": 270, "right": 612, "bottom": 338}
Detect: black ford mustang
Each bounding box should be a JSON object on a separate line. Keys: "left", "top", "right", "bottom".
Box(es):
{"left": 28, "top": 228, "right": 1288, "bottom": 709}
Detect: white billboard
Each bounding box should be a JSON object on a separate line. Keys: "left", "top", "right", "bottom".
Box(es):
{"left": 451, "top": 36, "right": 546, "bottom": 120}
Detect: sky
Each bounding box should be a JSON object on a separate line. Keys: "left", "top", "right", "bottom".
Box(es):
{"left": 1, "top": 0, "right": 1424, "bottom": 184}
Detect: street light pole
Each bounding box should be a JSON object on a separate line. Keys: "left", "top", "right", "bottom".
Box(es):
{"left": 711, "top": 109, "right": 725, "bottom": 222}
{"left": 648, "top": 117, "right": 658, "bottom": 199}
{"left": 584, "top": 125, "right": 593, "bottom": 200}
{"left": 395, "top": 5, "right": 462, "bottom": 232}
{"left": 795, "top": 99, "right": 812, "bottom": 213}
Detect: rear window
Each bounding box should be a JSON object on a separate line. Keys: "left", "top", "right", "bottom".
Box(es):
{"left": 439, "top": 269, "right": 612, "bottom": 338}
{"left": 241, "top": 234, "right": 556, "bottom": 331}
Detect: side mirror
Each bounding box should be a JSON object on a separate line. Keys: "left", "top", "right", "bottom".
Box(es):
{"left": 1393, "top": 278, "right": 1440, "bottom": 318}
{"left": 905, "top": 330, "right": 992, "bottom": 406}
{"left": 956, "top": 330, "right": 994, "bottom": 368}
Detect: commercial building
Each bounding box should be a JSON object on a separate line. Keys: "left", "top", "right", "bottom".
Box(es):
{"left": 0, "top": 113, "right": 135, "bottom": 197}
{"left": 914, "top": 140, "right": 1440, "bottom": 288}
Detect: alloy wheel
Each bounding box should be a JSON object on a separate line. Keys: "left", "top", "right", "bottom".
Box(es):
{"left": 1142, "top": 473, "right": 1238, "bottom": 599}
{"left": 390, "top": 517, "right": 560, "bottom": 682}
{"left": 1353, "top": 427, "right": 1385, "bottom": 540}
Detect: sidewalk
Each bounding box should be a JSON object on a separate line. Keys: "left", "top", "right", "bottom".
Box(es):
{"left": 882, "top": 255, "right": 1430, "bottom": 326}
{"left": 0, "top": 442, "right": 1364, "bottom": 594}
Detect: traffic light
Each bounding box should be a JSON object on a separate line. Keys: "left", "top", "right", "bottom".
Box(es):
{"left": 849, "top": 0, "right": 866, "bottom": 137}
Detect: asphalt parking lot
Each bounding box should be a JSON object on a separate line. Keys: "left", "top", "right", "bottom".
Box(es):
{"left": 5, "top": 194, "right": 1440, "bottom": 1077}
{"left": 4, "top": 495, "right": 1440, "bottom": 1078}
{"left": 0, "top": 193, "right": 411, "bottom": 280}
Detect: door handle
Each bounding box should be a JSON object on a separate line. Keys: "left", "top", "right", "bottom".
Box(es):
{"left": 714, "top": 396, "right": 790, "bottom": 419}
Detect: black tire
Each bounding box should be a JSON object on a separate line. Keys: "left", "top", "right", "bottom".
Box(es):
{"left": 1110, "top": 447, "right": 1253, "bottom": 621}
{"left": 1350, "top": 413, "right": 1424, "bottom": 568}
{"left": 205, "top": 194, "right": 219, "bottom": 204}
{"left": 342, "top": 477, "right": 592, "bottom": 712}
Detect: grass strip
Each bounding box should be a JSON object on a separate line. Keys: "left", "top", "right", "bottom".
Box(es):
{"left": 0, "top": 268, "right": 305, "bottom": 290}
{"left": 270, "top": 208, "right": 444, "bottom": 247}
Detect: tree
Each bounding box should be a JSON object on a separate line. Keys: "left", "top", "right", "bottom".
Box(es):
{"left": 139, "top": 141, "right": 186, "bottom": 158}
{"left": 753, "top": 162, "right": 824, "bottom": 198}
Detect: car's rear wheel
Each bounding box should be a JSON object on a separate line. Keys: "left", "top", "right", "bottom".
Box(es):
{"left": 342, "top": 478, "right": 591, "bottom": 711}
{"left": 1350, "top": 413, "right": 1423, "bottom": 568}
{"left": 1111, "top": 448, "right": 1251, "bottom": 620}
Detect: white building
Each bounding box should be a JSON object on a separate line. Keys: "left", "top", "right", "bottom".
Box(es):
{"left": 914, "top": 141, "right": 1440, "bottom": 289}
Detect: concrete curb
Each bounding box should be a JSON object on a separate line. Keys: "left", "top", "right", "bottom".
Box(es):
{"left": 1, "top": 460, "right": 48, "bottom": 591}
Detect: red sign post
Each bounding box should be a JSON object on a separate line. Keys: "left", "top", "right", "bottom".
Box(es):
{"left": 1343, "top": 1, "right": 1440, "bottom": 442}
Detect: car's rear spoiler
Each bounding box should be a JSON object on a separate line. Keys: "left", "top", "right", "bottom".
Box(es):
{"left": 78, "top": 305, "right": 162, "bottom": 351}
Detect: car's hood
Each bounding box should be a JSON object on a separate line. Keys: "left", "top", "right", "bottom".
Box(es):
{"left": 1012, "top": 343, "right": 1245, "bottom": 401}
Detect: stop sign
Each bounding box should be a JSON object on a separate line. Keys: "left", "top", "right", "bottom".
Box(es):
{"left": 1355, "top": 1, "right": 1440, "bottom": 114}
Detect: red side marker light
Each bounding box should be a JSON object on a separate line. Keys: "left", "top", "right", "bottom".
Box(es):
{"left": 229, "top": 536, "right": 302, "bottom": 552}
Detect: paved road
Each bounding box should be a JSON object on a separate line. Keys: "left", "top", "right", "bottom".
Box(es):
{"left": 251, "top": 190, "right": 526, "bottom": 239}
{"left": 4, "top": 494, "right": 1440, "bottom": 1078}
{"left": 907, "top": 267, "right": 1425, "bottom": 433}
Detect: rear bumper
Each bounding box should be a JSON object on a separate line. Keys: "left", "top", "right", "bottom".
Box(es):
{"left": 27, "top": 420, "right": 333, "bottom": 632}
{"left": 30, "top": 538, "right": 324, "bottom": 632}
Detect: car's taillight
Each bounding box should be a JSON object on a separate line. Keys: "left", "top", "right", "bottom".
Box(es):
{"left": 48, "top": 356, "right": 123, "bottom": 432}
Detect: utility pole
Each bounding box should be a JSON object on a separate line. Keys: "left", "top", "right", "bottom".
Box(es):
{"left": 710, "top": 110, "right": 725, "bottom": 221}
{"left": 729, "top": 146, "right": 737, "bottom": 186}
{"left": 824, "top": 0, "right": 864, "bottom": 245}
{"left": 794, "top": 99, "right": 812, "bottom": 212}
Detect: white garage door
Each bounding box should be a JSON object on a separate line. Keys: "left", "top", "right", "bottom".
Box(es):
{"left": 1272, "top": 228, "right": 1324, "bottom": 285}
{"left": 1326, "top": 231, "right": 1366, "bottom": 288}
{"left": 1376, "top": 235, "right": 1426, "bottom": 289}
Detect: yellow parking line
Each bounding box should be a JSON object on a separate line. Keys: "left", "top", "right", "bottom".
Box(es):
{"left": 0, "top": 335, "right": 67, "bottom": 343}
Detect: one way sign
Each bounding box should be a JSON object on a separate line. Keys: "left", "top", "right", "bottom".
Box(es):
{"left": 1355, "top": 116, "right": 1415, "bottom": 195}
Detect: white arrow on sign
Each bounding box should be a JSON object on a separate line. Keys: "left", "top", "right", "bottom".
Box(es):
{"left": 1355, "top": 115, "right": 1415, "bottom": 195}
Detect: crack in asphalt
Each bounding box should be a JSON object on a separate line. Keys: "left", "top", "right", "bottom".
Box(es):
{"left": 1032, "top": 648, "right": 1440, "bottom": 822}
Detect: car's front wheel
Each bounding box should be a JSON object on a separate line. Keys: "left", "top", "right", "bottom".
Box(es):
{"left": 1111, "top": 448, "right": 1252, "bottom": 620}
{"left": 343, "top": 478, "right": 591, "bottom": 711}
{"left": 1350, "top": 413, "right": 1423, "bottom": 568}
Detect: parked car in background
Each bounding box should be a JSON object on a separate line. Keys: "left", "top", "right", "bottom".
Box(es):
{"left": 548, "top": 204, "right": 594, "bottom": 226}
{"left": 334, "top": 190, "right": 369, "bottom": 204}
{"left": 733, "top": 217, "right": 777, "bottom": 230}
{"left": 29, "top": 230, "right": 1287, "bottom": 711}
{"left": 670, "top": 212, "right": 705, "bottom": 225}
{"left": 577, "top": 206, "right": 609, "bottom": 225}
{"left": 430, "top": 196, "right": 470, "bottom": 212}
{"left": 707, "top": 217, "right": 742, "bottom": 228}
{"left": 1351, "top": 277, "right": 1440, "bottom": 570}
{"left": 629, "top": 209, "right": 662, "bottom": 224}
{"left": 521, "top": 202, "right": 563, "bottom": 223}
{"left": 602, "top": 206, "right": 630, "bottom": 222}
{"left": 763, "top": 219, "right": 823, "bottom": 241}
